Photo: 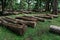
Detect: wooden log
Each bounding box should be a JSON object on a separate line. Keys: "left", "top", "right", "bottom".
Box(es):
{"left": 23, "top": 16, "right": 46, "bottom": 22}
{"left": 0, "top": 18, "right": 27, "bottom": 35}
{"left": 2, "top": 17, "right": 23, "bottom": 25}
{"left": 46, "top": 14, "right": 58, "bottom": 18}
{"left": 2, "top": 17, "right": 36, "bottom": 28}
{"left": 15, "top": 16, "right": 37, "bottom": 22}
{"left": 50, "top": 25, "right": 60, "bottom": 34}
{"left": 35, "top": 15, "right": 53, "bottom": 19}
{"left": 21, "top": 11, "right": 32, "bottom": 14}
{"left": 4, "top": 11, "right": 20, "bottom": 15}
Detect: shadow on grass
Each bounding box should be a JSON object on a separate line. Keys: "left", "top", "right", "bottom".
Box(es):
{"left": 0, "top": 24, "right": 24, "bottom": 36}
{"left": 24, "top": 35, "right": 33, "bottom": 40}
{"left": 49, "top": 30, "right": 60, "bottom": 36}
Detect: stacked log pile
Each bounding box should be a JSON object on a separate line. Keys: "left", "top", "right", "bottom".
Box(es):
{"left": 2, "top": 17, "right": 37, "bottom": 28}
{"left": 0, "top": 18, "right": 27, "bottom": 35}
{"left": 0, "top": 16, "right": 38, "bottom": 35}
{"left": 0, "top": 14, "right": 58, "bottom": 35}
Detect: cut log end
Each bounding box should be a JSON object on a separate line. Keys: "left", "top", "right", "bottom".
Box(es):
{"left": 50, "top": 25, "right": 60, "bottom": 34}
{"left": 27, "top": 21, "right": 37, "bottom": 28}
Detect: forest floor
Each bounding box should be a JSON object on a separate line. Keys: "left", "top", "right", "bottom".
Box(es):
{"left": 0, "top": 13, "right": 60, "bottom": 40}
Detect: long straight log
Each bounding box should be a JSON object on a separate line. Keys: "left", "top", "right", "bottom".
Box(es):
{"left": 15, "top": 16, "right": 37, "bottom": 22}
{"left": 2, "top": 17, "right": 36, "bottom": 28}
{"left": 35, "top": 15, "right": 53, "bottom": 19}
{"left": 50, "top": 25, "right": 60, "bottom": 34}
{"left": 23, "top": 16, "right": 46, "bottom": 22}
{"left": 0, "top": 18, "right": 27, "bottom": 35}
{"left": 46, "top": 14, "right": 58, "bottom": 18}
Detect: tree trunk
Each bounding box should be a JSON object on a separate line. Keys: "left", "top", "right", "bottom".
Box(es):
{"left": 45, "top": 0, "right": 50, "bottom": 11}
{"left": 52, "top": 0, "right": 58, "bottom": 15}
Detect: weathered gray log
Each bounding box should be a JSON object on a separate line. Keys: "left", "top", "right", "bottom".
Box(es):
{"left": 15, "top": 16, "right": 37, "bottom": 22}
{"left": 50, "top": 25, "right": 60, "bottom": 34}
{"left": 0, "top": 18, "right": 27, "bottom": 35}
{"left": 2, "top": 17, "right": 36, "bottom": 28}
{"left": 23, "top": 16, "right": 46, "bottom": 22}
{"left": 35, "top": 15, "right": 53, "bottom": 19}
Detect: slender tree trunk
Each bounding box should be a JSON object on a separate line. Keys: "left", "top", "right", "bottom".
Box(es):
{"left": 2, "top": 0, "right": 4, "bottom": 14}
{"left": 45, "top": 0, "right": 50, "bottom": 11}
{"left": 2, "top": 0, "right": 6, "bottom": 15}
{"left": 52, "top": 0, "right": 58, "bottom": 15}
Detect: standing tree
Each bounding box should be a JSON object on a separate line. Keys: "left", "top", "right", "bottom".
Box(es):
{"left": 45, "top": 0, "right": 50, "bottom": 11}
{"left": 52, "top": 0, "right": 58, "bottom": 15}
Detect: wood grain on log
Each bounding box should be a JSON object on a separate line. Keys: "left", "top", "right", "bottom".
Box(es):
{"left": 0, "top": 18, "right": 27, "bottom": 35}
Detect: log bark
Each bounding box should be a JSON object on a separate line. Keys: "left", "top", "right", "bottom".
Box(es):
{"left": 46, "top": 14, "right": 58, "bottom": 18}
{"left": 0, "top": 18, "right": 27, "bottom": 35}
{"left": 20, "top": 10, "right": 32, "bottom": 14}
{"left": 23, "top": 16, "right": 46, "bottom": 22}
{"left": 2, "top": 17, "right": 36, "bottom": 28}
{"left": 35, "top": 15, "right": 53, "bottom": 19}
{"left": 15, "top": 16, "right": 37, "bottom": 22}
{"left": 50, "top": 25, "right": 60, "bottom": 34}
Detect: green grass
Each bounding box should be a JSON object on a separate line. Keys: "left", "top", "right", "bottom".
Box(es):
{"left": 0, "top": 14, "right": 60, "bottom": 40}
